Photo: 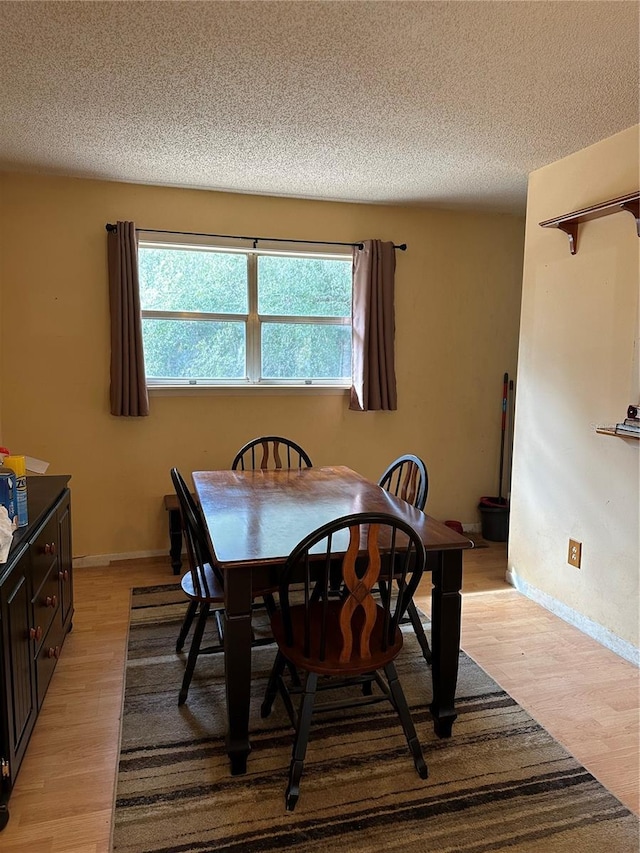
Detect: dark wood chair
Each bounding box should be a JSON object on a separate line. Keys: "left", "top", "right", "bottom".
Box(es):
{"left": 378, "top": 454, "right": 433, "bottom": 665}
{"left": 261, "top": 511, "right": 429, "bottom": 811}
{"left": 378, "top": 453, "right": 428, "bottom": 511}
{"left": 231, "top": 436, "right": 312, "bottom": 471}
{"left": 171, "top": 468, "right": 277, "bottom": 706}
{"left": 231, "top": 436, "right": 312, "bottom": 627}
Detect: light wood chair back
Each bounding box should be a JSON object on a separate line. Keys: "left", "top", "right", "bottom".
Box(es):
{"left": 231, "top": 436, "right": 312, "bottom": 471}
{"left": 378, "top": 453, "right": 428, "bottom": 511}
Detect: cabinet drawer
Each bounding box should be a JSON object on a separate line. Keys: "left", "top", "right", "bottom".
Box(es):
{"left": 32, "top": 566, "right": 61, "bottom": 655}
{"left": 30, "top": 515, "right": 58, "bottom": 593}
{"left": 35, "top": 617, "right": 64, "bottom": 709}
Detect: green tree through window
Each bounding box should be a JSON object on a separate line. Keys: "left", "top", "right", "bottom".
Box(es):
{"left": 138, "top": 242, "right": 352, "bottom": 385}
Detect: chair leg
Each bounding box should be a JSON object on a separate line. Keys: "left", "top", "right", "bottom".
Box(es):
{"left": 286, "top": 661, "right": 301, "bottom": 687}
{"left": 286, "top": 671, "right": 318, "bottom": 811}
{"left": 262, "top": 592, "right": 277, "bottom": 617}
{"left": 406, "top": 599, "right": 432, "bottom": 665}
{"left": 176, "top": 600, "right": 198, "bottom": 653}
{"left": 378, "top": 578, "right": 391, "bottom": 607}
{"left": 384, "top": 661, "right": 428, "bottom": 780}
{"left": 261, "top": 650, "right": 287, "bottom": 718}
{"left": 362, "top": 679, "right": 373, "bottom": 696}
{"left": 179, "top": 602, "right": 209, "bottom": 706}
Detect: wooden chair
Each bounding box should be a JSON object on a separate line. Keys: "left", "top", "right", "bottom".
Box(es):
{"left": 261, "top": 511, "right": 429, "bottom": 811}
{"left": 171, "top": 468, "right": 277, "bottom": 706}
{"left": 171, "top": 468, "right": 225, "bottom": 705}
{"left": 378, "top": 454, "right": 433, "bottom": 666}
{"left": 378, "top": 453, "right": 428, "bottom": 511}
{"left": 231, "top": 436, "right": 312, "bottom": 471}
{"left": 231, "top": 436, "right": 311, "bottom": 627}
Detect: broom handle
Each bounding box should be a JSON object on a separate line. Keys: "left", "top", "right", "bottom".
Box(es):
{"left": 499, "top": 373, "right": 508, "bottom": 500}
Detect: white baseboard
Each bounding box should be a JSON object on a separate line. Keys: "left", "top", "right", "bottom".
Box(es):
{"left": 73, "top": 549, "right": 168, "bottom": 568}
{"left": 506, "top": 567, "right": 639, "bottom": 667}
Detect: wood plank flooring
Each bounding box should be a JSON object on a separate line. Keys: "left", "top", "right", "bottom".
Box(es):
{"left": 1, "top": 541, "right": 637, "bottom": 851}
{"left": 417, "top": 539, "right": 639, "bottom": 814}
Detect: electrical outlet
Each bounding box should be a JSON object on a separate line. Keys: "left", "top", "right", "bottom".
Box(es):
{"left": 568, "top": 539, "right": 582, "bottom": 568}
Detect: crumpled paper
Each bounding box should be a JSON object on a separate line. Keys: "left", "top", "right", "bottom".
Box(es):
{"left": 0, "top": 505, "right": 18, "bottom": 563}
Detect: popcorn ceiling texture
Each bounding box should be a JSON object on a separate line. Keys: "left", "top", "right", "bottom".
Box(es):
{"left": 0, "top": 1, "right": 637, "bottom": 213}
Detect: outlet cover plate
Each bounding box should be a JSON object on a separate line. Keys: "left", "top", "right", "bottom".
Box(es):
{"left": 568, "top": 539, "right": 582, "bottom": 568}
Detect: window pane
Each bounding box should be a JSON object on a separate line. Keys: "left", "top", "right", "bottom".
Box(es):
{"left": 142, "top": 319, "right": 245, "bottom": 379}
{"left": 139, "top": 247, "right": 248, "bottom": 313}
{"left": 258, "top": 256, "right": 351, "bottom": 317}
{"left": 262, "top": 323, "right": 351, "bottom": 379}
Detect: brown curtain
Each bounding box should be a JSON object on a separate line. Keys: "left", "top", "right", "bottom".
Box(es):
{"left": 107, "top": 221, "right": 149, "bottom": 417}
{"left": 349, "top": 239, "right": 397, "bottom": 411}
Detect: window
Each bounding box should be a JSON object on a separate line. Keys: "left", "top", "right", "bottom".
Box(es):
{"left": 137, "top": 237, "right": 352, "bottom": 387}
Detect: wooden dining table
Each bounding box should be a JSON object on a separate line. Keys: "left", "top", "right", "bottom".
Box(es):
{"left": 192, "top": 465, "right": 473, "bottom": 775}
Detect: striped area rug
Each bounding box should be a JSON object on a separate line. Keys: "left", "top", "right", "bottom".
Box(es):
{"left": 112, "top": 585, "right": 638, "bottom": 853}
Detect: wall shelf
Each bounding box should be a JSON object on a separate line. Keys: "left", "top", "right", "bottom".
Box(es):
{"left": 539, "top": 191, "right": 640, "bottom": 255}
{"left": 596, "top": 426, "right": 640, "bottom": 441}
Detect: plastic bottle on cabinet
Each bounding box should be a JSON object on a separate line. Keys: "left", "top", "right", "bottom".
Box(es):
{"left": 0, "top": 447, "right": 17, "bottom": 524}
{"left": 3, "top": 455, "right": 28, "bottom": 527}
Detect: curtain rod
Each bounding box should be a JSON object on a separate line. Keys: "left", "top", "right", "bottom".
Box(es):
{"left": 104, "top": 223, "right": 406, "bottom": 251}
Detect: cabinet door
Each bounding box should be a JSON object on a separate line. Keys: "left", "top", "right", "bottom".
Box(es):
{"left": 57, "top": 496, "right": 73, "bottom": 630}
{"left": 0, "top": 552, "right": 37, "bottom": 788}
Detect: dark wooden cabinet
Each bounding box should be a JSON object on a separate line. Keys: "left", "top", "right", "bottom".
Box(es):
{"left": 2, "top": 546, "right": 37, "bottom": 787}
{"left": 0, "top": 476, "right": 72, "bottom": 829}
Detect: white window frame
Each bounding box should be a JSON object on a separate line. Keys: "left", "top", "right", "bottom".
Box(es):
{"left": 137, "top": 233, "right": 353, "bottom": 390}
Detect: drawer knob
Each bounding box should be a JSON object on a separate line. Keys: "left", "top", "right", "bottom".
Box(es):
{"left": 58, "top": 569, "right": 69, "bottom": 581}
{"left": 29, "top": 626, "right": 43, "bottom": 641}
{"left": 45, "top": 595, "right": 58, "bottom": 608}
{"left": 44, "top": 542, "right": 57, "bottom": 556}
{"left": 47, "top": 646, "right": 60, "bottom": 659}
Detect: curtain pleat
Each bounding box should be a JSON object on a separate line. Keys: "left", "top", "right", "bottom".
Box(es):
{"left": 107, "top": 221, "right": 149, "bottom": 417}
{"left": 350, "top": 239, "right": 397, "bottom": 411}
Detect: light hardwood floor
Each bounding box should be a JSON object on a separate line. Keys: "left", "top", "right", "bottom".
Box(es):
{"left": 1, "top": 541, "right": 638, "bottom": 851}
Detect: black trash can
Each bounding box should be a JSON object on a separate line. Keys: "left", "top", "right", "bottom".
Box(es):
{"left": 478, "top": 497, "right": 509, "bottom": 542}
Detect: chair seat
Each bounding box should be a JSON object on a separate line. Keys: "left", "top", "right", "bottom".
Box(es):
{"left": 272, "top": 601, "right": 403, "bottom": 676}
{"left": 180, "top": 564, "right": 224, "bottom": 603}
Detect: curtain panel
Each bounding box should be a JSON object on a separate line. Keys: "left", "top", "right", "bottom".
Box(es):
{"left": 349, "top": 239, "right": 398, "bottom": 411}
{"left": 107, "top": 221, "right": 149, "bottom": 417}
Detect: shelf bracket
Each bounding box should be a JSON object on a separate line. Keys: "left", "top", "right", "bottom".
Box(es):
{"left": 557, "top": 220, "right": 579, "bottom": 255}
{"left": 620, "top": 198, "right": 640, "bottom": 236}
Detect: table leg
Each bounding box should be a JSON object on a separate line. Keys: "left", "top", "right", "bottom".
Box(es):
{"left": 167, "top": 508, "right": 183, "bottom": 575}
{"left": 223, "top": 568, "right": 254, "bottom": 774}
{"left": 429, "top": 548, "right": 462, "bottom": 737}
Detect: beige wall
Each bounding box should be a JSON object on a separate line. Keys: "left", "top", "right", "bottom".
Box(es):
{"left": 0, "top": 173, "right": 523, "bottom": 559}
{"left": 510, "top": 125, "right": 639, "bottom": 655}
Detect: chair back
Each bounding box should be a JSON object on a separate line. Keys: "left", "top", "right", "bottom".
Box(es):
{"left": 170, "top": 468, "right": 224, "bottom": 593}
{"left": 378, "top": 454, "right": 428, "bottom": 511}
{"left": 231, "top": 436, "right": 313, "bottom": 471}
{"left": 278, "top": 512, "right": 426, "bottom": 665}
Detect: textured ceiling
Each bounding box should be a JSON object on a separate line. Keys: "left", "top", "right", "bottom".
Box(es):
{"left": 0, "top": 1, "right": 638, "bottom": 213}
